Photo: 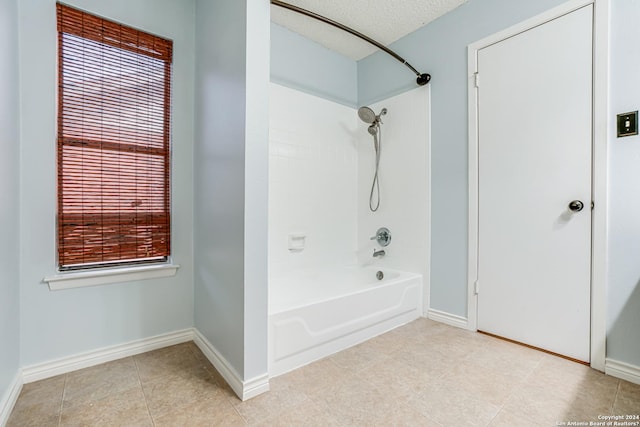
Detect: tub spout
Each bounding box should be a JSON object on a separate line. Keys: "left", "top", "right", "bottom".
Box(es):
{"left": 373, "top": 249, "right": 385, "bottom": 258}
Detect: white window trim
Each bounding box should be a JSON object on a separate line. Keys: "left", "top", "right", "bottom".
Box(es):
{"left": 43, "top": 263, "right": 180, "bottom": 291}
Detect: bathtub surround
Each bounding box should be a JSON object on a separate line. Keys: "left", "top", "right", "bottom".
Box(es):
{"left": 193, "top": 0, "right": 270, "bottom": 399}
{"left": 269, "top": 84, "right": 429, "bottom": 284}
{"left": 0, "top": 0, "right": 21, "bottom": 423}
{"left": 269, "top": 83, "right": 359, "bottom": 278}
{"left": 357, "top": 87, "right": 431, "bottom": 313}
{"left": 268, "top": 83, "right": 430, "bottom": 375}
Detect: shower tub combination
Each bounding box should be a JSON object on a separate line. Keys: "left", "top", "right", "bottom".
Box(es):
{"left": 269, "top": 265, "right": 422, "bottom": 376}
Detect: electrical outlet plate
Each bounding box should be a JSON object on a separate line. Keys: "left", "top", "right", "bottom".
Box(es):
{"left": 617, "top": 111, "right": 638, "bottom": 137}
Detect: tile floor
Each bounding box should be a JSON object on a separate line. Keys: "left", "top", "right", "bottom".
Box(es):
{"left": 7, "top": 319, "right": 640, "bottom": 427}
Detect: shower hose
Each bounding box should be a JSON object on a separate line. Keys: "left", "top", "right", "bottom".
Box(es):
{"left": 370, "top": 126, "right": 381, "bottom": 212}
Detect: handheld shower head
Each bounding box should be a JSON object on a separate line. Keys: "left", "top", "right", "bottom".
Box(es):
{"left": 358, "top": 106, "right": 376, "bottom": 124}
{"left": 358, "top": 106, "right": 386, "bottom": 213}
{"left": 358, "top": 106, "right": 387, "bottom": 125}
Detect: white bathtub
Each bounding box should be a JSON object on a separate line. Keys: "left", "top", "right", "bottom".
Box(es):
{"left": 269, "top": 265, "right": 423, "bottom": 377}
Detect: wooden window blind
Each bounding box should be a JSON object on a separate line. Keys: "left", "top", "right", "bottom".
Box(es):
{"left": 57, "top": 4, "right": 172, "bottom": 270}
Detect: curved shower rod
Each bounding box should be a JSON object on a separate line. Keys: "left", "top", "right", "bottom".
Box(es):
{"left": 271, "top": 0, "right": 431, "bottom": 86}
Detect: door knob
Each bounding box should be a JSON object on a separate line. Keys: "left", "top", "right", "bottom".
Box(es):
{"left": 568, "top": 200, "right": 584, "bottom": 212}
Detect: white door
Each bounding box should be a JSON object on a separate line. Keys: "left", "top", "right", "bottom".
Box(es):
{"left": 477, "top": 5, "right": 592, "bottom": 362}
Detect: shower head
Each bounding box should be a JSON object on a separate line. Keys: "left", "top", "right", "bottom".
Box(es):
{"left": 358, "top": 106, "right": 376, "bottom": 124}
{"left": 358, "top": 106, "right": 388, "bottom": 126}
{"left": 368, "top": 125, "right": 378, "bottom": 135}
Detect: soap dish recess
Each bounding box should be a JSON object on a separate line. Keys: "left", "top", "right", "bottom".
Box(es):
{"left": 288, "top": 234, "right": 306, "bottom": 252}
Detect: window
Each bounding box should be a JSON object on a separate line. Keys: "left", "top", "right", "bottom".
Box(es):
{"left": 56, "top": 4, "right": 173, "bottom": 270}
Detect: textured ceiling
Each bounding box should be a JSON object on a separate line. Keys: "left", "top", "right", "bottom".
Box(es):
{"left": 271, "top": 0, "right": 468, "bottom": 61}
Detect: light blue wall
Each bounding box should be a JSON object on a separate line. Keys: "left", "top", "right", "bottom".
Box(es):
{"left": 244, "top": 0, "right": 270, "bottom": 381}
{"left": 194, "top": 0, "right": 269, "bottom": 380}
{"left": 358, "top": 0, "right": 566, "bottom": 317}
{"left": 18, "top": 0, "right": 195, "bottom": 367}
{"left": 0, "top": 0, "right": 20, "bottom": 405}
{"left": 607, "top": 0, "right": 640, "bottom": 367}
{"left": 194, "top": 0, "right": 246, "bottom": 378}
{"left": 271, "top": 23, "right": 357, "bottom": 107}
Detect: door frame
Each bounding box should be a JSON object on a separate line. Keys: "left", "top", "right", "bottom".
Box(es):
{"left": 466, "top": 0, "right": 609, "bottom": 371}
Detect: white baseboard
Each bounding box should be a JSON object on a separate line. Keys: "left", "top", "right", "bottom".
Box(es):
{"left": 241, "top": 373, "right": 271, "bottom": 401}
{"left": 192, "top": 329, "right": 244, "bottom": 398}
{"left": 22, "top": 329, "right": 193, "bottom": 384}
{"left": 0, "top": 370, "right": 23, "bottom": 427}
{"left": 427, "top": 308, "right": 469, "bottom": 329}
{"left": 193, "top": 329, "right": 269, "bottom": 401}
{"left": 18, "top": 327, "right": 269, "bottom": 403}
{"left": 605, "top": 358, "right": 640, "bottom": 386}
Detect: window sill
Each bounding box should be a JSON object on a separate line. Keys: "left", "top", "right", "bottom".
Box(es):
{"left": 43, "top": 263, "right": 180, "bottom": 291}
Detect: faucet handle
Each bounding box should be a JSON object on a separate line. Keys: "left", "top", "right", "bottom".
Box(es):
{"left": 370, "top": 230, "right": 386, "bottom": 240}
{"left": 370, "top": 227, "right": 391, "bottom": 247}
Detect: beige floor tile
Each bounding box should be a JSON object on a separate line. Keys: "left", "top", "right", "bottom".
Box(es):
{"left": 614, "top": 380, "right": 640, "bottom": 414}
{"left": 391, "top": 320, "right": 461, "bottom": 347}
{"left": 63, "top": 357, "right": 140, "bottom": 408}
{"left": 231, "top": 376, "right": 308, "bottom": 425}
{"left": 439, "top": 325, "right": 495, "bottom": 347}
{"left": 356, "top": 326, "right": 422, "bottom": 357}
{"left": 9, "top": 328, "right": 640, "bottom": 427}
{"left": 187, "top": 340, "right": 207, "bottom": 358}
{"left": 135, "top": 342, "right": 206, "bottom": 383}
{"left": 467, "top": 336, "right": 544, "bottom": 379}
{"left": 564, "top": 382, "right": 618, "bottom": 419}
{"left": 392, "top": 342, "right": 463, "bottom": 376}
{"left": 440, "top": 361, "right": 523, "bottom": 406}
{"left": 488, "top": 409, "right": 549, "bottom": 427}
{"left": 142, "top": 367, "right": 221, "bottom": 418}
{"left": 362, "top": 402, "right": 444, "bottom": 427}
{"left": 390, "top": 318, "right": 450, "bottom": 339}
{"left": 391, "top": 333, "right": 452, "bottom": 359}
{"left": 253, "top": 400, "right": 344, "bottom": 427}
{"left": 412, "top": 382, "right": 501, "bottom": 427}
{"left": 360, "top": 356, "right": 444, "bottom": 402}
{"left": 187, "top": 344, "right": 237, "bottom": 397}
{"left": 276, "top": 357, "right": 355, "bottom": 397}
{"left": 328, "top": 341, "right": 391, "bottom": 373}
{"left": 185, "top": 347, "right": 237, "bottom": 399}
{"left": 59, "top": 385, "right": 151, "bottom": 427}
{"left": 527, "top": 355, "right": 619, "bottom": 416}
{"left": 14, "top": 375, "right": 66, "bottom": 405}
{"left": 501, "top": 382, "right": 583, "bottom": 426}
{"left": 397, "top": 330, "right": 484, "bottom": 363}
{"left": 311, "top": 376, "right": 412, "bottom": 427}
{"left": 153, "top": 392, "right": 247, "bottom": 427}
{"left": 6, "top": 408, "right": 60, "bottom": 427}
{"left": 6, "top": 375, "right": 65, "bottom": 427}
{"left": 530, "top": 354, "right": 596, "bottom": 390}
{"left": 204, "top": 368, "right": 240, "bottom": 400}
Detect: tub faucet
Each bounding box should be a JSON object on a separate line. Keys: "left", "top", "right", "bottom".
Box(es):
{"left": 373, "top": 249, "right": 386, "bottom": 258}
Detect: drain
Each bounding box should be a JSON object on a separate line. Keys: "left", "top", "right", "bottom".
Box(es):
{"left": 376, "top": 271, "right": 384, "bottom": 280}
